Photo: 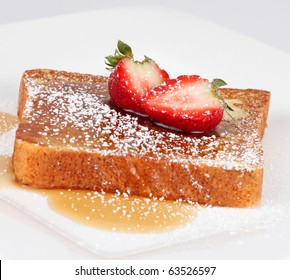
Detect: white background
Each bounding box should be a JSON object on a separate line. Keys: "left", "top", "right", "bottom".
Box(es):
{"left": 1, "top": 0, "right": 290, "bottom": 54}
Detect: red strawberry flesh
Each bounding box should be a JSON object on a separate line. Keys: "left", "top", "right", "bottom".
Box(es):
{"left": 144, "top": 75, "right": 224, "bottom": 132}
{"left": 108, "top": 57, "right": 169, "bottom": 115}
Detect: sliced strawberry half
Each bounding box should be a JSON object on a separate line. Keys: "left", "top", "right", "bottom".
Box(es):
{"left": 105, "top": 40, "right": 169, "bottom": 115}
{"left": 144, "top": 75, "right": 229, "bottom": 132}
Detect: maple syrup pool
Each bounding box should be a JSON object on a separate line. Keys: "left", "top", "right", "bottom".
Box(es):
{"left": 0, "top": 112, "right": 197, "bottom": 233}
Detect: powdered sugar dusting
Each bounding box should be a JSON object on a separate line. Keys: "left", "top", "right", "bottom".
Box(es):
{"left": 19, "top": 71, "right": 265, "bottom": 171}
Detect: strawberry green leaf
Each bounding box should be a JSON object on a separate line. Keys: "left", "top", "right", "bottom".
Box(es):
{"left": 211, "top": 79, "right": 234, "bottom": 112}
{"left": 143, "top": 55, "right": 155, "bottom": 63}
{"left": 105, "top": 40, "right": 157, "bottom": 70}
{"left": 105, "top": 40, "right": 134, "bottom": 70}
{"left": 117, "top": 40, "right": 133, "bottom": 57}
{"left": 222, "top": 99, "right": 234, "bottom": 111}
{"left": 105, "top": 55, "right": 123, "bottom": 68}
{"left": 212, "top": 78, "right": 227, "bottom": 89}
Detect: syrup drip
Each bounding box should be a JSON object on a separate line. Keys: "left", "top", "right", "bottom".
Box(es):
{"left": 0, "top": 113, "right": 197, "bottom": 233}
{"left": 0, "top": 112, "right": 18, "bottom": 134}
{"left": 0, "top": 157, "right": 197, "bottom": 233}
{"left": 41, "top": 189, "right": 197, "bottom": 233}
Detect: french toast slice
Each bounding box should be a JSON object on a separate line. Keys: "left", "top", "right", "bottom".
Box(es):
{"left": 12, "top": 69, "right": 270, "bottom": 207}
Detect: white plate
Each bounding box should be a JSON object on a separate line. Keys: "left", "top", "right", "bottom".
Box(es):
{"left": 0, "top": 6, "right": 290, "bottom": 259}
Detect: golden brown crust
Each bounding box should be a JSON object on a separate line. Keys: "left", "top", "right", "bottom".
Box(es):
{"left": 12, "top": 69, "right": 270, "bottom": 207}
{"left": 13, "top": 139, "right": 263, "bottom": 207}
